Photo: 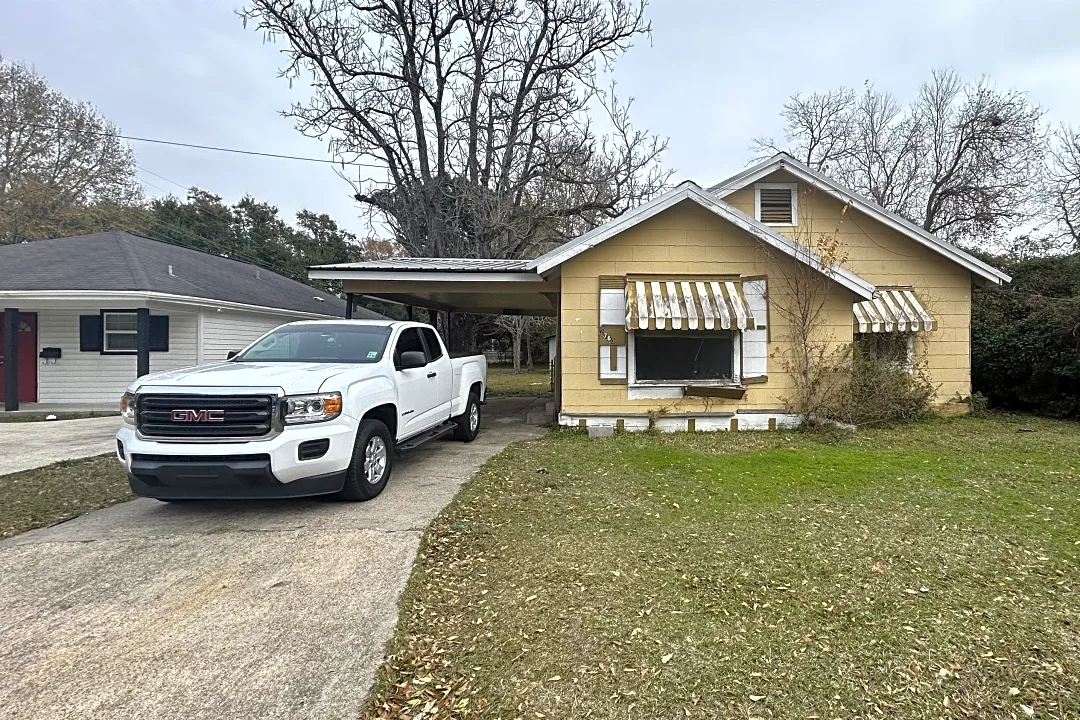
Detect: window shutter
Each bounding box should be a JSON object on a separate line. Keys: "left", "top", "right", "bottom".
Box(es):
{"left": 149, "top": 316, "right": 170, "bottom": 352}
{"left": 741, "top": 279, "right": 768, "bottom": 380}
{"left": 598, "top": 276, "right": 628, "bottom": 382}
{"left": 758, "top": 187, "right": 793, "bottom": 224}
{"left": 79, "top": 315, "right": 103, "bottom": 352}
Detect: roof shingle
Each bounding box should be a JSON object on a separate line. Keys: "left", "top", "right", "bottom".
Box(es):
{"left": 0, "top": 231, "right": 381, "bottom": 318}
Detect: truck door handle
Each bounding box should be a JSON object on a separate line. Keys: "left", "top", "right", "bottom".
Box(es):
{"left": 427, "top": 372, "right": 437, "bottom": 378}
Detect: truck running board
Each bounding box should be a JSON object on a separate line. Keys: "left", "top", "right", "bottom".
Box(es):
{"left": 394, "top": 421, "right": 457, "bottom": 456}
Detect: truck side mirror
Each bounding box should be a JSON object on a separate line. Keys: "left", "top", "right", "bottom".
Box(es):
{"left": 397, "top": 350, "right": 427, "bottom": 370}
{"left": 226, "top": 350, "right": 239, "bottom": 360}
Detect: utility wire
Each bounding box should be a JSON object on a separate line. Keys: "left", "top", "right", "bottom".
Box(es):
{"left": 0, "top": 119, "right": 385, "bottom": 169}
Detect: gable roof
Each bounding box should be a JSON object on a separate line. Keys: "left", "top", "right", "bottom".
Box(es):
{"left": 709, "top": 152, "right": 1011, "bottom": 285}
{"left": 529, "top": 181, "right": 876, "bottom": 300}
{"left": 0, "top": 231, "right": 381, "bottom": 318}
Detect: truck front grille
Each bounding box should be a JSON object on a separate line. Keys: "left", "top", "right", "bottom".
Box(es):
{"left": 137, "top": 394, "right": 276, "bottom": 439}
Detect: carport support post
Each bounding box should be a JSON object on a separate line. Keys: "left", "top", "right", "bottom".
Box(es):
{"left": 3, "top": 308, "right": 19, "bottom": 411}
{"left": 136, "top": 308, "right": 151, "bottom": 378}
{"left": 345, "top": 292, "right": 354, "bottom": 319}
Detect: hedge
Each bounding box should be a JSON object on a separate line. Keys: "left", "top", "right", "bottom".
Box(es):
{"left": 971, "top": 253, "right": 1080, "bottom": 418}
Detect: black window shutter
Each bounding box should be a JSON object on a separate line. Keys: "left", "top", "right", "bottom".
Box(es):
{"left": 149, "top": 316, "right": 170, "bottom": 352}
{"left": 79, "top": 315, "right": 103, "bottom": 352}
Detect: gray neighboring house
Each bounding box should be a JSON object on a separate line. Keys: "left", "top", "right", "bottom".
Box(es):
{"left": 0, "top": 231, "right": 381, "bottom": 411}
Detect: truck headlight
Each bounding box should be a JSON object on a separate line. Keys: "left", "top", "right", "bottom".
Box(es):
{"left": 282, "top": 392, "right": 342, "bottom": 424}
{"left": 121, "top": 393, "right": 137, "bottom": 425}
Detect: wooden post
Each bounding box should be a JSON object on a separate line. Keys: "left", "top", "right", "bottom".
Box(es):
{"left": 345, "top": 292, "right": 354, "bottom": 319}
{"left": 136, "top": 308, "right": 151, "bottom": 378}
{"left": 3, "top": 308, "right": 19, "bottom": 411}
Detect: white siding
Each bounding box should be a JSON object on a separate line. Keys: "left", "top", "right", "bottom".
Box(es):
{"left": 199, "top": 310, "right": 291, "bottom": 363}
{"left": 36, "top": 311, "right": 198, "bottom": 404}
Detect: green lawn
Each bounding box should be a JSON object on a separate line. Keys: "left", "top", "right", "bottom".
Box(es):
{"left": 366, "top": 415, "right": 1080, "bottom": 719}
{"left": 0, "top": 455, "right": 131, "bottom": 538}
{"left": 485, "top": 366, "right": 552, "bottom": 396}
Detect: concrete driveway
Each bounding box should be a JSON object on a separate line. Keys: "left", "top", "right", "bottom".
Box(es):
{"left": 0, "top": 416, "right": 122, "bottom": 475}
{"left": 0, "top": 397, "right": 547, "bottom": 720}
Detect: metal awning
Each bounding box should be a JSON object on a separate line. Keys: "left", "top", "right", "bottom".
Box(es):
{"left": 626, "top": 278, "right": 754, "bottom": 331}
{"left": 853, "top": 288, "right": 934, "bottom": 333}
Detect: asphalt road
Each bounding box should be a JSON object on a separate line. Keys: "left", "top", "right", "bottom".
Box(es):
{"left": 0, "top": 397, "right": 547, "bottom": 720}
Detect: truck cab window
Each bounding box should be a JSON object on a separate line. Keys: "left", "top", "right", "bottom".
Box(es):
{"left": 421, "top": 327, "right": 444, "bottom": 361}
{"left": 395, "top": 328, "right": 426, "bottom": 367}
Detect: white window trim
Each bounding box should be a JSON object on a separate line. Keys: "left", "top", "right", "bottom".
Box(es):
{"left": 627, "top": 330, "right": 742, "bottom": 388}
{"left": 754, "top": 182, "right": 798, "bottom": 227}
{"left": 854, "top": 331, "right": 916, "bottom": 374}
{"left": 102, "top": 311, "right": 139, "bottom": 354}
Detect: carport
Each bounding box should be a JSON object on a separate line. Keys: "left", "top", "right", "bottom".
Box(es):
{"left": 308, "top": 258, "right": 562, "bottom": 416}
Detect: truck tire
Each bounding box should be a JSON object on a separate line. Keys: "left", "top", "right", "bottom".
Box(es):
{"left": 452, "top": 392, "right": 481, "bottom": 442}
{"left": 338, "top": 419, "right": 394, "bottom": 501}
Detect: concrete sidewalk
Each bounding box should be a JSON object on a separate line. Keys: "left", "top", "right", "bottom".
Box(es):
{"left": 0, "top": 416, "right": 122, "bottom": 475}
{"left": 0, "top": 397, "right": 547, "bottom": 720}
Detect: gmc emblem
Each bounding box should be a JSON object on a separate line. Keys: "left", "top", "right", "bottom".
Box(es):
{"left": 170, "top": 409, "right": 226, "bottom": 423}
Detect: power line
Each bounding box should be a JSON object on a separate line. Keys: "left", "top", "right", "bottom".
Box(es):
{"left": 0, "top": 119, "right": 386, "bottom": 169}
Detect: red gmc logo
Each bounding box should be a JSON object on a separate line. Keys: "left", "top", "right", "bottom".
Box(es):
{"left": 170, "top": 409, "right": 226, "bottom": 423}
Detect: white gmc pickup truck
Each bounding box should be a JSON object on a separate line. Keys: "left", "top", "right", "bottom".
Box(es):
{"left": 115, "top": 320, "right": 487, "bottom": 501}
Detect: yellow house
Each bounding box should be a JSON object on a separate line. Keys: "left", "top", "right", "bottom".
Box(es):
{"left": 311, "top": 153, "right": 1010, "bottom": 431}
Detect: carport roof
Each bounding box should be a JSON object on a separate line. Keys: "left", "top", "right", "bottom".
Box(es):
{"left": 316, "top": 258, "right": 532, "bottom": 272}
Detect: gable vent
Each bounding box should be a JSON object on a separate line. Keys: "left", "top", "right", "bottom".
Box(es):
{"left": 757, "top": 186, "right": 795, "bottom": 225}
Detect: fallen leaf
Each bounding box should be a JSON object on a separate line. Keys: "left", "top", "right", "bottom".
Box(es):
{"left": 661, "top": 653, "right": 673, "bottom": 664}
{"left": 1008, "top": 687, "right": 1020, "bottom": 696}
{"left": 872, "top": 562, "right": 884, "bottom": 573}
{"left": 749, "top": 694, "right": 765, "bottom": 702}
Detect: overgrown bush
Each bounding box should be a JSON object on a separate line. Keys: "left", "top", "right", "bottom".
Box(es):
{"left": 824, "top": 345, "right": 936, "bottom": 427}
{"left": 972, "top": 253, "right": 1080, "bottom": 418}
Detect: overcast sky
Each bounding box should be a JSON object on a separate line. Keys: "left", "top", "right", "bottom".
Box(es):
{"left": 3, "top": 0, "right": 1079, "bottom": 237}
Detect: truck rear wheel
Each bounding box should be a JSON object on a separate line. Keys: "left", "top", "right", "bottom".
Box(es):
{"left": 338, "top": 419, "right": 393, "bottom": 501}
{"left": 452, "top": 392, "right": 481, "bottom": 442}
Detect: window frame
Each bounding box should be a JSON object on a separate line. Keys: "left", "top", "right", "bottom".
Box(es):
{"left": 627, "top": 329, "right": 742, "bottom": 387}
{"left": 754, "top": 182, "right": 798, "bottom": 227}
{"left": 393, "top": 327, "right": 429, "bottom": 369}
{"left": 420, "top": 327, "right": 444, "bottom": 362}
{"left": 854, "top": 332, "right": 915, "bottom": 374}
{"left": 101, "top": 311, "right": 139, "bottom": 354}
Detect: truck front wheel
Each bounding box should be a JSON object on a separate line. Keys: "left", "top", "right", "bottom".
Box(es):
{"left": 452, "top": 392, "right": 481, "bottom": 442}
{"left": 338, "top": 419, "right": 393, "bottom": 501}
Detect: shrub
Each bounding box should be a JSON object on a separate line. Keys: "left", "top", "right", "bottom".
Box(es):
{"left": 824, "top": 345, "right": 936, "bottom": 427}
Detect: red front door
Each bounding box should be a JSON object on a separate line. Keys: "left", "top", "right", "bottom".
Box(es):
{"left": 0, "top": 313, "right": 38, "bottom": 403}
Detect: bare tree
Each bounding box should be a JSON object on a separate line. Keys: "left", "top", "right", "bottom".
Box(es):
{"left": 241, "top": 0, "right": 671, "bottom": 260}
{"left": 0, "top": 56, "right": 142, "bottom": 242}
{"left": 755, "top": 69, "right": 1046, "bottom": 247}
{"left": 1046, "top": 125, "right": 1080, "bottom": 251}
{"left": 494, "top": 314, "right": 529, "bottom": 372}
{"left": 753, "top": 88, "right": 856, "bottom": 170}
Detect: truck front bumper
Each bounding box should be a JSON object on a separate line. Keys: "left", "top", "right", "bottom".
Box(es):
{"left": 116, "top": 419, "right": 358, "bottom": 500}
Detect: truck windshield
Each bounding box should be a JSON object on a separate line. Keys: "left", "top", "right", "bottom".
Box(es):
{"left": 235, "top": 324, "right": 392, "bottom": 363}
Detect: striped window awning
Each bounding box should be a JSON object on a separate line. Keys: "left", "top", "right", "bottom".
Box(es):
{"left": 625, "top": 278, "right": 754, "bottom": 331}
{"left": 853, "top": 288, "right": 935, "bottom": 333}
